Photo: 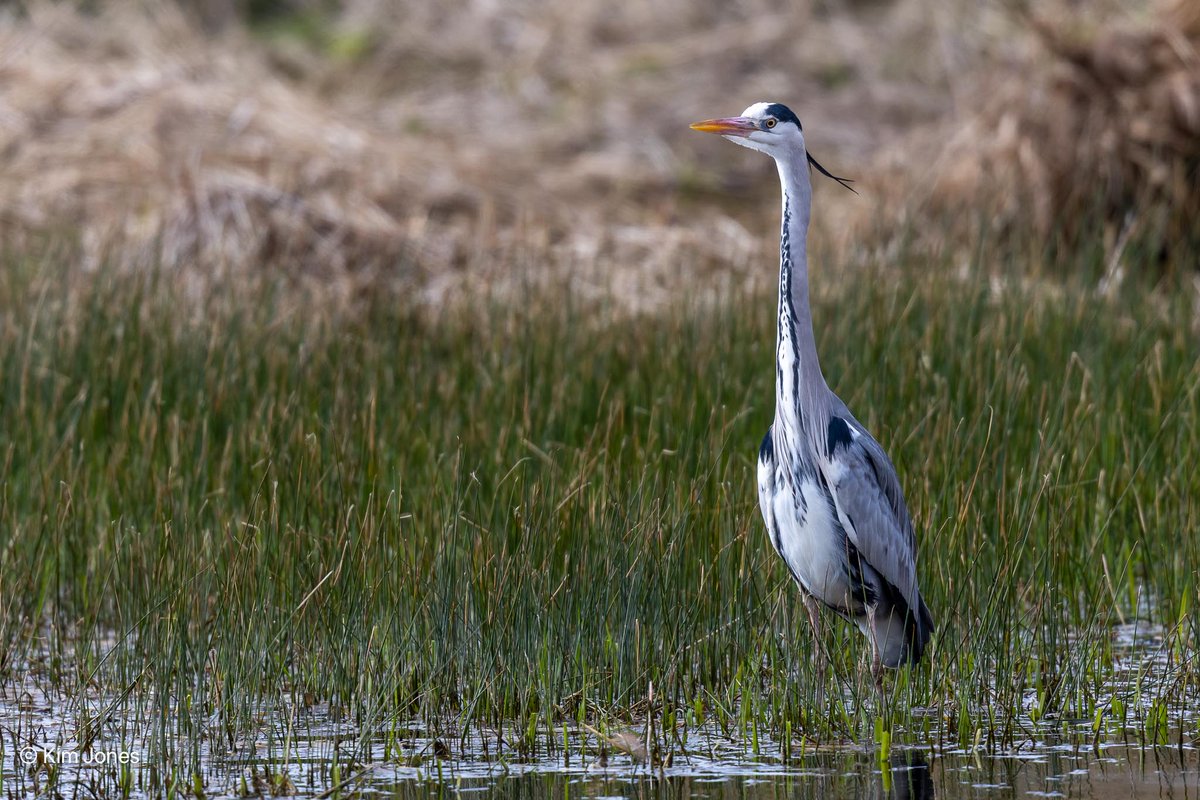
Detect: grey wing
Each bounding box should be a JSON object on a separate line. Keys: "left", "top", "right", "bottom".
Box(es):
{"left": 822, "top": 416, "right": 922, "bottom": 612}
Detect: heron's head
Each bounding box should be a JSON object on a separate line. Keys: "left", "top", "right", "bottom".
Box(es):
{"left": 690, "top": 102, "right": 804, "bottom": 159}
{"left": 690, "top": 101, "right": 856, "bottom": 193}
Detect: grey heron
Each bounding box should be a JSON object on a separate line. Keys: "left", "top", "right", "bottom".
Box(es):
{"left": 691, "top": 103, "right": 934, "bottom": 683}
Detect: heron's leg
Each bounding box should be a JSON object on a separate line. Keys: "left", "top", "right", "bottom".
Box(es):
{"left": 866, "top": 605, "right": 886, "bottom": 697}
{"left": 871, "top": 658, "right": 886, "bottom": 694}
{"left": 803, "top": 593, "right": 828, "bottom": 695}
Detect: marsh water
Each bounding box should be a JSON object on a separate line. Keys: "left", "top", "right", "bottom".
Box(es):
{"left": 3, "top": 689, "right": 1197, "bottom": 799}
{"left": 2, "top": 622, "right": 1196, "bottom": 798}
{"left": 374, "top": 747, "right": 1200, "bottom": 799}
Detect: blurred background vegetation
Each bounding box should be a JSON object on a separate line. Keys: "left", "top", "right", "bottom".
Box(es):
{"left": 1, "top": 0, "right": 1196, "bottom": 310}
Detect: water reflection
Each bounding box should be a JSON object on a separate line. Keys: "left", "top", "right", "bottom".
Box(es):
{"left": 365, "top": 746, "right": 1198, "bottom": 799}
{"left": 369, "top": 750, "right": 932, "bottom": 799}
{"left": 890, "top": 751, "right": 934, "bottom": 800}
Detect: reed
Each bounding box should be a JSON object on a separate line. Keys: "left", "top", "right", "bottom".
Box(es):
{"left": 0, "top": 246, "right": 1195, "bottom": 794}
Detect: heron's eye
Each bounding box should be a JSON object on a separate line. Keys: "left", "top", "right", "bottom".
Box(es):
{"left": 765, "top": 118, "right": 777, "bottom": 129}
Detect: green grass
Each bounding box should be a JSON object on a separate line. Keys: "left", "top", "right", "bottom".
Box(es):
{"left": 0, "top": 251, "right": 1197, "bottom": 791}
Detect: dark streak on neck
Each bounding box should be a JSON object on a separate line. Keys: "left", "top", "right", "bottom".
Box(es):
{"left": 779, "top": 197, "right": 804, "bottom": 433}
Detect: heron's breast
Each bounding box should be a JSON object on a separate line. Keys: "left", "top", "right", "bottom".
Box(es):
{"left": 770, "top": 474, "right": 850, "bottom": 604}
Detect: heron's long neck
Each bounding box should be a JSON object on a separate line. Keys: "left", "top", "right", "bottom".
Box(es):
{"left": 774, "top": 158, "right": 830, "bottom": 441}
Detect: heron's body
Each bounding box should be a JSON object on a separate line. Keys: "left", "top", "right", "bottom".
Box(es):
{"left": 692, "top": 103, "right": 933, "bottom": 672}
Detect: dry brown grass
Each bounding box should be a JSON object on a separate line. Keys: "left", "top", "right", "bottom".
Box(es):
{"left": 0, "top": 4, "right": 430, "bottom": 299}
{"left": 874, "top": 0, "right": 1200, "bottom": 274}
{"left": 0, "top": 0, "right": 1193, "bottom": 308}
{"left": 0, "top": 0, "right": 965, "bottom": 307}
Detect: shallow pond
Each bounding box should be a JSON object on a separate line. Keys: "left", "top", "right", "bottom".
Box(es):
{"left": 5, "top": 691, "right": 1197, "bottom": 799}
{"left": 373, "top": 746, "right": 1199, "bottom": 799}
{"left": 2, "top": 619, "right": 1196, "bottom": 798}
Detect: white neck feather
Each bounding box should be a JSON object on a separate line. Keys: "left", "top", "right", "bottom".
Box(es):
{"left": 773, "top": 154, "right": 832, "bottom": 448}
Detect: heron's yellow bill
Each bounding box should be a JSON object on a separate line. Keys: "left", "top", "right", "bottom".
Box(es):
{"left": 689, "top": 117, "right": 757, "bottom": 137}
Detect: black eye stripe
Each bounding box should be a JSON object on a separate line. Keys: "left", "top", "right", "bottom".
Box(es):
{"left": 762, "top": 102, "right": 803, "bottom": 131}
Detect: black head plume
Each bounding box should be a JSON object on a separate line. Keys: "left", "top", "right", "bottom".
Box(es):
{"left": 807, "top": 153, "right": 857, "bottom": 195}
